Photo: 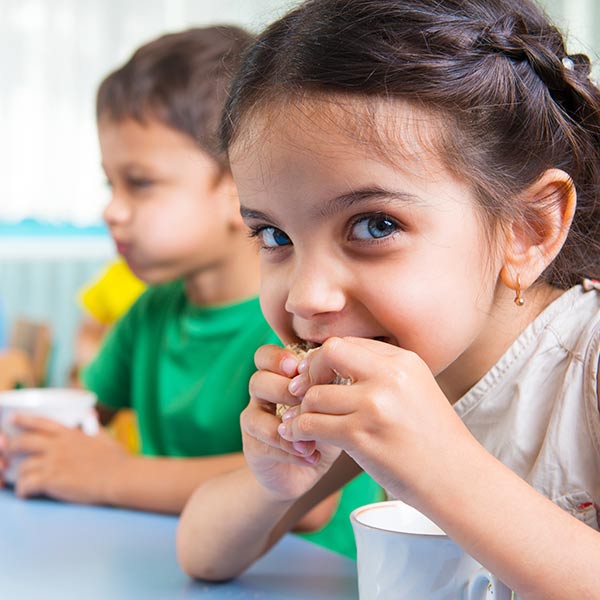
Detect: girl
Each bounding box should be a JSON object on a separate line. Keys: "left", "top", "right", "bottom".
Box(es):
{"left": 177, "top": 1, "right": 600, "bottom": 596}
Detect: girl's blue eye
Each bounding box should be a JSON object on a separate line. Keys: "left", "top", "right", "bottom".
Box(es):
{"left": 261, "top": 227, "right": 291, "bottom": 248}
{"left": 350, "top": 214, "right": 398, "bottom": 240}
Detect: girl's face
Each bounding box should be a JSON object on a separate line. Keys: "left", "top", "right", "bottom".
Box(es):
{"left": 231, "top": 102, "right": 508, "bottom": 397}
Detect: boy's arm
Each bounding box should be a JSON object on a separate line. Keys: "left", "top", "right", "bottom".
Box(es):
{"left": 177, "top": 452, "right": 361, "bottom": 582}
{"left": 8, "top": 414, "right": 340, "bottom": 523}
{"left": 8, "top": 414, "right": 243, "bottom": 512}
{"left": 111, "top": 452, "right": 339, "bottom": 519}
{"left": 105, "top": 450, "right": 247, "bottom": 513}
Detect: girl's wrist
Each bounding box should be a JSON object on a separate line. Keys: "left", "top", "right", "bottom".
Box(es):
{"left": 386, "top": 427, "right": 490, "bottom": 512}
{"left": 252, "top": 474, "right": 302, "bottom": 508}
{"left": 408, "top": 435, "right": 497, "bottom": 521}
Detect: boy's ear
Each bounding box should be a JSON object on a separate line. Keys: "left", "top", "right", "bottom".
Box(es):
{"left": 500, "top": 168, "right": 576, "bottom": 290}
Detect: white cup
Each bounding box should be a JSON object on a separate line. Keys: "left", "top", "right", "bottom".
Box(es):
{"left": 0, "top": 388, "right": 99, "bottom": 484}
{"left": 351, "top": 500, "right": 514, "bottom": 600}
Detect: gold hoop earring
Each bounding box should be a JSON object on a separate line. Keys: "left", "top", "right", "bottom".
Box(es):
{"left": 514, "top": 275, "right": 525, "bottom": 306}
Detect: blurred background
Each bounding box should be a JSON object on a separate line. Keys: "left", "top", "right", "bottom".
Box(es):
{"left": 1, "top": 0, "right": 598, "bottom": 386}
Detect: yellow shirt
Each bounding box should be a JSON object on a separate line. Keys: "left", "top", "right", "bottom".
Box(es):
{"left": 79, "top": 259, "right": 145, "bottom": 324}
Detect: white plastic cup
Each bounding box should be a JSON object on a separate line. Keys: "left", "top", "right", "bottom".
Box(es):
{"left": 0, "top": 388, "right": 99, "bottom": 484}
{"left": 351, "top": 500, "right": 513, "bottom": 600}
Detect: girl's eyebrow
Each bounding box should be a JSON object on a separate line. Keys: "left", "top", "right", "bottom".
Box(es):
{"left": 239, "top": 207, "right": 274, "bottom": 222}
{"left": 239, "top": 187, "right": 422, "bottom": 223}
{"left": 318, "top": 186, "right": 422, "bottom": 218}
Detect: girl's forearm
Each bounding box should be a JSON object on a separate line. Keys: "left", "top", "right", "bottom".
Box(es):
{"left": 103, "top": 452, "right": 247, "bottom": 513}
{"left": 412, "top": 440, "right": 600, "bottom": 600}
{"left": 177, "top": 466, "right": 297, "bottom": 581}
{"left": 177, "top": 453, "right": 362, "bottom": 582}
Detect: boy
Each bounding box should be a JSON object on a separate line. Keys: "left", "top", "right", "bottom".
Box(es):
{"left": 0, "top": 26, "right": 283, "bottom": 513}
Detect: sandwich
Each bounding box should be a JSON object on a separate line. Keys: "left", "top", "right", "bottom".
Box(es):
{"left": 276, "top": 341, "right": 351, "bottom": 419}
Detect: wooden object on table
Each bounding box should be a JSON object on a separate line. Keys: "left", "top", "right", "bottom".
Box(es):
{"left": 0, "top": 348, "right": 35, "bottom": 390}
{"left": 9, "top": 318, "right": 52, "bottom": 387}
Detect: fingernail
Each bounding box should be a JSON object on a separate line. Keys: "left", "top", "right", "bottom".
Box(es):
{"left": 288, "top": 376, "right": 301, "bottom": 395}
{"left": 281, "top": 357, "right": 298, "bottom": 377}
{"left": 281, "top": 408, "right": 296, "bottom": 421}
{"left": 293, "top": 441, "right": 308, "bottom": 454}
{"left": 304, "top": 453, "right": 319, "bottom": 465}
{"left": 297, "top": 359, "right": 308, "bottom": 374}
{"left": 277, "top": 423, "right": 287, "bottom": 437}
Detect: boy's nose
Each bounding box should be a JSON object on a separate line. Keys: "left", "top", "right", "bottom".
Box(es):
{"left": 284, "top": 257, "right": 347, "bottom": 319}
{"left": 103, "top": 193, "right": 131, "bottom": 226}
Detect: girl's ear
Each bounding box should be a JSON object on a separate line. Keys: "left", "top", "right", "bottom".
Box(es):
{"left": 500, "top": 168, "right": 576, "bottom": 291}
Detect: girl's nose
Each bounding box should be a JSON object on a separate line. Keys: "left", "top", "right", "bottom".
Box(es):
{"left": 284, "top": 257, "right": 347, "bottom": 319}
{"left": 102, "top": 192, "right": 131, "bottom": 226}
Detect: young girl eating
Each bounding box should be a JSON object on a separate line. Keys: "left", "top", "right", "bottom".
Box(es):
{"left": 177, "top": 1, "right": 600, "bottom": 596}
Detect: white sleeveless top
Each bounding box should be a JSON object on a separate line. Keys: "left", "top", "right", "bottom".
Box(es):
{"left": 454, "top": 282, "right": 600, "bottom": 529}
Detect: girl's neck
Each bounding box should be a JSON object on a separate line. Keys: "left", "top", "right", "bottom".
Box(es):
{"left": 437, "top": 282, "right": 566, "bottom": 405}
{"left": 184, "top": 234, "right": 261, "bottom": 307}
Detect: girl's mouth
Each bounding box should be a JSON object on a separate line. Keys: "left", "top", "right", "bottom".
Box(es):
{"left": 295, "top": 335, "right": 393, "bottom": 348}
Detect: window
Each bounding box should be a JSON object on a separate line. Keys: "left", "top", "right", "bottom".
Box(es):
{"left": 0, "top": 0, "right": 598, "bottom": 225}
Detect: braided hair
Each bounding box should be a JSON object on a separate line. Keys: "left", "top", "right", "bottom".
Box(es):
{"left": 221, "top": 0, "right": 600, "bottom": 287}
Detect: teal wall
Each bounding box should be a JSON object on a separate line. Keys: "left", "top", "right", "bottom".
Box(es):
{"left": 0, "top": 221, "right": 112, "bottom": 386}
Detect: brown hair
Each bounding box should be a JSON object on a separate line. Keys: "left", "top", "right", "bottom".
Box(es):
{"left": 221, "top": 0, "right": 600, "bottom": 287}
{"left": 97, "top": 25, "right": 252, "bottom": 172}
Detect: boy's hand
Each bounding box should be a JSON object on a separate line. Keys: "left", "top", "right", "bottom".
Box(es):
{"left": 241, "top": 344, "right": 342, "bottom": 501}
{"left": 278, "top": 337, "right": 478, "bottom": 504}
{"left": 6, "top": 414, "right": 129, "bottom": 504}
{"left": 0, "top": 433, "right": 9, "bottom": 487}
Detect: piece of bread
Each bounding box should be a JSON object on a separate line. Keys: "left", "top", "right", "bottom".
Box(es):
{"left": 276, "top": 342, "right": 351, "bottom": 419}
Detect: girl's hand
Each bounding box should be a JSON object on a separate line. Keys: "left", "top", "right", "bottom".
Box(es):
{"left": 6, "top": 414, "right": 129, "bottom": 503}
{"left": 241, "top": 344, "right": 342, "bottom": 501}
{"left": 278, "top": 337, "right": 477, "bottom": 503}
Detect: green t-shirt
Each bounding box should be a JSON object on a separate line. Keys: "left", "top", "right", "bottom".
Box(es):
{"left": 83, "top": 281, "right": 279, "bottom": 457}
{"left": 84, "top": 280, "right": 382, "bottom": 556}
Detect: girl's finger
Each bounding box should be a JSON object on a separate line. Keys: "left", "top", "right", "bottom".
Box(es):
{"left": 281, "top": 436, "right": 317, "bottom": 458}
{"left": 241, "top": 401, "right": 287, "bottom": 450}
{"left": 242, "top": 417, "right": 319, "bottom": 465}
{"left": 241, "top": 399, "right": 317, "bottom": 460}
{"left": 254, "top": 344, "right": 301, "bottom": 377}
{"left": 307, "top": 337, "right": 404, "bottom": 386}
{"left": 277, "top": 406, "right": 316, "bottom": 456}
{"left": 278, "top": 411, "right": 348, "bottom": 448}
{"left": 248, "top": 369, "right": 301, "bottom": 410}
{"left": 300, "top": 383, "right": 359, "bottom": 417}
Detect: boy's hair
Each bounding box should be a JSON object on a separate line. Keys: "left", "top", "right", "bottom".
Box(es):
{"left": 221, "top": 0, "right": 600, "bottom": 288}
{"left": 97, "top": 25, "right": 252, "bottom": 173}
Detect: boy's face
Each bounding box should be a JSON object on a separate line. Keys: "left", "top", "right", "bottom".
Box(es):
{"left": 99, "top": 116, "right": 236, "bottom": 285}
{"left": 231, "top": 101, "right": 510, "bottom": 396}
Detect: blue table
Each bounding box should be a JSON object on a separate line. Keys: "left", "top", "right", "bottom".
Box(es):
{"left": 0, "top": 489, "right": 358, "bottom": 599}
